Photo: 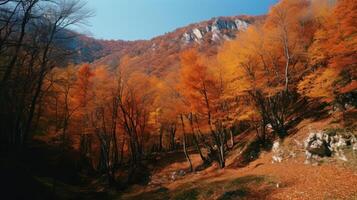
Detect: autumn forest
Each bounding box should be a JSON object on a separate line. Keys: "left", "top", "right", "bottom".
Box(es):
{"left": 0, "top": 0, "right": 356, "bottom": 199}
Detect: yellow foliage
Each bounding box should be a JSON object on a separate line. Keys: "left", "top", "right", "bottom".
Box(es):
{"left": 298, "top": 67, "right": 341, "bottom": 102}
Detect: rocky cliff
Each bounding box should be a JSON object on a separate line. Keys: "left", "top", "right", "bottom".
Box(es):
{"left": 181, "top": 17, "right": 249, "bottom": 44}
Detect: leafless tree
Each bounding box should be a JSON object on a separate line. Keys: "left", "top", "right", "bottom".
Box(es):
{"left": 0, "top": 0, "right": 93, "bottom": 149}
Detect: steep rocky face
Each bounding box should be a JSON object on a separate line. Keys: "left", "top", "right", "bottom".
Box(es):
{"left": 181, "top": 17, "right": 249, "bottom": 44}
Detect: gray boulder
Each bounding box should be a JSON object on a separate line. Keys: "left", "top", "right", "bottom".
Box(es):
{"left": 177, "top": 169, "right": 186, "bottom": 177}
{"left": 304, "top": 132, "right": 331, "bottom": 157}
{"left": 304, "top": 130, "right": 357, "bottom": 164}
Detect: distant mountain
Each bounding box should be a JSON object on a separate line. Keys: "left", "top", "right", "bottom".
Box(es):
{"left": 61, "top": 34, "right": 138, "bottom": 64}
{"left": 76, "top": 15, "right": 264, "bottom": 75}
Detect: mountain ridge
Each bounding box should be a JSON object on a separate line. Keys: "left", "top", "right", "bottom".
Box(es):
{"left": 83, "top": 15, "right": 264, "bottom": 76}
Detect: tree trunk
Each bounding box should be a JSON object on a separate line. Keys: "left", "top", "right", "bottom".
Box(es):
{"left": 23, "top": 70, "right": 46, "bottom": 146}
{"left": 62, "top": 117, "right": 69, "bottom": 150}
{"left": 159, "top": 126, "right": 164, "bottom": 152}
{"left": 79, "top": 133, "right": 93, "bottom": 170}
{"left": 119, "top": 137, "right": 125, "bottom": 165}
{"left": 229, "top": 130, "right": 234, "bottom": 148}
{"left": 111, "top": 97, "right": 119, "bottom": 168}
{"left": 169, "top": 124, "right": 176, "bottom": 151}
{"left": 219, "top": 131, "right": 225, "bottom": 168}
{"left": 188, "top": 114, "right": 207, "bottom": 163}
{"left": 0, "top": 0, "right": 38, "bottom": 87}
{"left": 181, "top": 114, "right": 193, "bottom": 172}
{"left": 183, "top": 134, "right": 193, "bottom": 172}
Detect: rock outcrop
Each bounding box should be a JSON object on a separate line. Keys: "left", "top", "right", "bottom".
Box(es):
{"left": 170, "top": 169, "right": 186, "bottom": 181}
{"left": 272, "top": 140, "right": 284, "bottom": 163}
{"left": 181, "top": 17, "right": 249, "bottom": 44}
{"left": 304, "top": 130, "right": 357, "bottom": 164}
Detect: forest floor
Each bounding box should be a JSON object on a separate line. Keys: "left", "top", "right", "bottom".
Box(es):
{"left": 118, "top": 149, "right": 357, "bottom": 200}
{"left": 1, "top": 110, "right": 356, "bottom": 200}
{"left": 118, "top": 110, "right": 357, "bottom": 200}
{"left": 0, "top": 141, "right": 110, "bottom": 200}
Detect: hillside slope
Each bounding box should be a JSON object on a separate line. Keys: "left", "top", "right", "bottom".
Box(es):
{"left": 118, "top": 109, "right": 357, "bottom": 200}
{"left": 90, "top": 15, "right": 263, "bottom": 76}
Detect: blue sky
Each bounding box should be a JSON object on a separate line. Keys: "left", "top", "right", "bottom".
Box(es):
{"left": 84, "top": 0, "right": 279, "bottom": 41}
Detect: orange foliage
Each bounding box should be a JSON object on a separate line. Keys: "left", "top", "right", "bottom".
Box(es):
{"left": 75, "top": 64, "right": 94, "bottom": 108}
{"left": 299, "top": 0, "right": 357, "bottom": 101}
{"left": 179, "top": 49, "right": 215, "bottom": 114}
{"left": 37, "top": 0, "right": 356, "bottom": 169}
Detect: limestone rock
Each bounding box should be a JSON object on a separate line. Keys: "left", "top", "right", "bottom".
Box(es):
{"left": 304, "top": 130, "right": 356, "bottom": 164}
{"left": 178, "top": 169, "right": 186, "bottom": 176}
{"left": 170, "top": 169, "right": 186, "bottom": 181}
{"left": 350, "top": 135, "right": 357, "bottom": 151}
{"left": 181, "top": 17, "right": 250, "bottom": 44}
{"left": 272, "top": 140, "right": 284, "bottom": 163}
{"left": 192, "top": 28, "right": 203, "bottom": 40}
{"left": 304, "top": 132, "right": 331, "bottom": 157}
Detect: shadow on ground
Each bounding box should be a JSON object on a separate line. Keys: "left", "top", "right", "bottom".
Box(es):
{"left": 0, "top": 140, "right": 112, "bottom": 200}
{"left": 120, "top": 175, "right": 278, "bottom": 200}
